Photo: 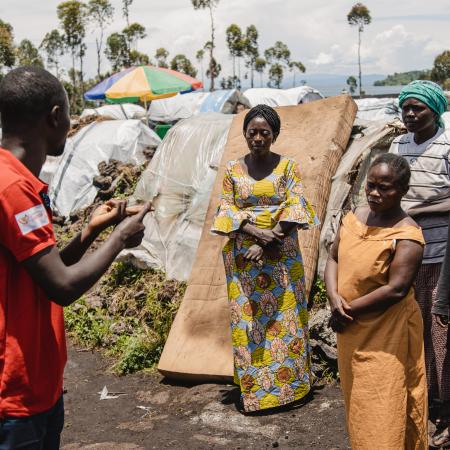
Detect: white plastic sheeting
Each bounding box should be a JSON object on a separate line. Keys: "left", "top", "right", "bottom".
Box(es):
{"left": 442, "top": 112, "right": 450, "bottom": 129}
{"left": 80, "top": 103, "right": 146, "bottom": 120}
{"left": 355, "top": 98, "right": 401, "bottom": 122}
{"left": 148, "top": 89, "right": 249, "bottom": 123}
{"left": 242, "top": 86, "right": 323, "bottom": 107}
{"left": 48, "top": 120, "right": 161, "bottom": 217}
{"left": 124, "top": 113, "right": 233, "bottom": 280}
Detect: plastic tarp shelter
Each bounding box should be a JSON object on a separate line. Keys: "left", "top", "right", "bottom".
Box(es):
{"left": 80, "top": 103, "right": 146, "bottom": 120}
{"left": 355, "top": 98, "right": 401, "bottom": 122}
{"left": 47, "top": 120, "right": 161, "bottom": 217}
{"left": 148, "top": 89, "right": 250, "bottom": 123}
{"left": 123, "top": 113, "right": 233, "bottom": 280}
{"left": 242, "top": 86, "right": 323, "bottom": 107}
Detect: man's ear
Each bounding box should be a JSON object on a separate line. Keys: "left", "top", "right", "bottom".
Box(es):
{"left": 48, "top": 105, "right": 61, "bottom": 129}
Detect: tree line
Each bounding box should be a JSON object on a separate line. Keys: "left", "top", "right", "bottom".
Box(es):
{"left": 0, "top": 0, "right": 306, "bottom": 113}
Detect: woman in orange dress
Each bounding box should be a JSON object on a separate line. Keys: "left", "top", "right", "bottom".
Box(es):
{"left": 324, "top": 153, "right": 428, "bottom": 449}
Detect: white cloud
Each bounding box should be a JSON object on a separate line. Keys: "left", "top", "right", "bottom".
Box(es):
{"left": 0, "top": 0, "right": 449, "bottom": 85}
{"left": 310, "top": 52, "right": 335, "bottom": 66}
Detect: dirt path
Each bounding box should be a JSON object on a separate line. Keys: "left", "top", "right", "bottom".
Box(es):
{"left": 61, "top": 343, "right": 350, "bottom": 450}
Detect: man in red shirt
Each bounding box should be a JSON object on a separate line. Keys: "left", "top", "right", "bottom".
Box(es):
{"left": 0, "top": 66, "right": 151, "bottom": 449}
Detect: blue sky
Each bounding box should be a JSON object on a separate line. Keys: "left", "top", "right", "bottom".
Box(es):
{"left": 1, "top": 0, "right": 448, "bottom": 84}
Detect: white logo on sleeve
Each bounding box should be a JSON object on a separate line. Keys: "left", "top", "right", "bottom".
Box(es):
{"left": 15, "top": 204, "right": 50, "bottom": 235}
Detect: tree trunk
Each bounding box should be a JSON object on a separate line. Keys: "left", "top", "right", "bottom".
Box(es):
{"left": 250, "top": 65, "right": 254, "bottom": 88}
{"left": 293, "top": 70, "right": 296, "bottom": 88}
{"left": 232, "top": 55, "right": 236, "bottom": 88}
{"left": 237, "top": 57, "right": 241, "bottom": 88}
{"left": 260, "top": 71, "right": 263, "bottom": 88}
{"left": 79, "top": 51, "right": 85, "bottom": 108}
{"left": 209, "top": 4, "right": 215, "bottom": 91}
{"left": 96, "top": 37, "right": 101, "bottom": 79}
{"left": 358, "top": 27, "right": 362, "bottom": 98}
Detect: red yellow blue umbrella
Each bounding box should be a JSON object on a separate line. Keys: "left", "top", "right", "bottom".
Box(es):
{"left": 84, "top": 65, "right": 203, "bottom": 103}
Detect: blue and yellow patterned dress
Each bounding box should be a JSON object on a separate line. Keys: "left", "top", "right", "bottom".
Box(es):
{"left": 211, "top": 156, "right": 319, "bottom": 412}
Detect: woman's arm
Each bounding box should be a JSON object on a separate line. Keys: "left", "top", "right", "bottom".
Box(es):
{"left": 349, "top": 239, "right": 423, "bottom": 316}
{"left": 433, "top": 222, "right": 450, "bottom": 326}
{"left": 324, "top": 228, "right": 353, "bottom": 331}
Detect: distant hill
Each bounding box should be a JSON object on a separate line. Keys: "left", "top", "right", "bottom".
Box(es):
{"left": 373, "top": 70, "right": 431, "bottom": 86}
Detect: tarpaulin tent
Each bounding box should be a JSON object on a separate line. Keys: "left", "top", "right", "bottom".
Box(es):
{"left": 148, "top": 89, "right": 250, "bottom": 123}
{"left": 122, "top": 113, "right": 233, "bottom": 280}
{"left": 80, "top": 104, "right": 146, "bottom": 120}
{"left": 47, "top": 120, "right": 161, "bottom": 217}
{"left": 243, "top": 86, "right": 323, "bottom": 108}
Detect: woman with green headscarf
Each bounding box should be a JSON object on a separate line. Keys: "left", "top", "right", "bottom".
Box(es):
{"left": 390, "top": 79, "right": 449, "bottom": 447}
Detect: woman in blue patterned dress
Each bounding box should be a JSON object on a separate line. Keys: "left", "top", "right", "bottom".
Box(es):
{"left": 211, "top": 105, "right": 319, "bottom": 412}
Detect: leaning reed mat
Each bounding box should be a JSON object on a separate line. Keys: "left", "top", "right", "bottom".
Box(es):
{"left": 158, "top": 96, "right": 357, "bottom": 380}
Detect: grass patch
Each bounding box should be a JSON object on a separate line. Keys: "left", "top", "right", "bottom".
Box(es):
{"left": 65, "top": 261, "right": 186, "bottom": 375}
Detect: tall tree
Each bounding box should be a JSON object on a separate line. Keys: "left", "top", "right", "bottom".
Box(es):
{"left": 226, "top": 24, "right": 244, "bottom": 88}
{"left": 16, "top": 39, "right": 44, "bottom": 67}
{"left": 0, "top": 19, "right": 16, "bottom": 69}
{"left": 431, "top": 50, "right": 450, "bottom": 87}
{"left": 40, "top": 30, "right": 64, "bottom": 77}
{"left": 244, "top": 25, "right": 259, "bottom": 88}
{"left": 196, "top": 48, "right": 205, "bottom": 86}
{"left": 129, "top": 50, "right": 150, "bottom": 66}
{"left": 347, "top": 3, "right": 371, "bottom": 98}
{"left": 105, "top": 32, "right": 128, "bottom": 70}
{"left": 265, "top": 41, "right": 290, "bottom": 89}
{"left": 268, "top": 63, "right": 283, "bottom": 89}
{"left": 289, "top": 61, "right": 305, "bottom": 87}
{"left": 57, "top": 1, "right": 87, "bottom": 92}
{"left": 191, "top": 0, "right": 219, "bottom": 91}
{"left": 206, "top": 55, "right": 221, "bottom": 85}
{"left": 88, "top": 0, "right": 114, "bottom": 78}
{"left": 346, "top": 75, "right": 357, "bottom": 94}
{"left": 122, "top": 0, "right": 133, "bottom": 26}
{"left": 123, "top": 22, "right": 146, "bottom": 52}
{"left": 78, "top": 42, "right": 87, "bottom": 103}
{"left": 155, "top": 47, "right": 169, "bottom": 68}
{"left": 170, "top": 54, "right": 197, "bottom": 77}
{"left": 254, "top": 56, "right": 266, "bottom": 88}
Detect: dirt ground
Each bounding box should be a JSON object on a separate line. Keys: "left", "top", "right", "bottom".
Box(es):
{"left": 61, "top": 343, "right": 350, "bottom": 450}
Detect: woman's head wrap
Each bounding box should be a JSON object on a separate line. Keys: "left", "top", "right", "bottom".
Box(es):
{"left": 399, "top": 80, "right": 448, "bottom": 126}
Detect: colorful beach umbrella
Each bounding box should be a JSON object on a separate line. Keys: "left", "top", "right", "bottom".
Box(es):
{"left": 84, "top": 66, "right": 203, "bottom": 103}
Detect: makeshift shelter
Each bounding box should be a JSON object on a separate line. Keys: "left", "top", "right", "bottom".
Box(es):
{"left": 123, "top": 113, "right": 233, "bottom": 280}
{"left": 148, "top": 89, "right": 250, "bottom": 123}
{"left": 80, "top": 104, "right": 146, "bottom": 120}
{"left": 48, "top": 120, "right": 161, "bottom": 217}
{"left": 158, "top": 95, "right": 357, "bottom": 380}
{"left": 243, "top": 86, "right": 323, "bottom": 107}
{"left": 355, "top": 98, "right": 401, "bottom": 122}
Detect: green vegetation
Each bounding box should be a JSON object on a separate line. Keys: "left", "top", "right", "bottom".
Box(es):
{"left": 64, "top": 262, "right": 186, "bottom": 374}
{"left": 374, "top": 70, "right": 431, "bottom": 86}
{"left": 311, "top": 276, "right": 328, "bottom": 307}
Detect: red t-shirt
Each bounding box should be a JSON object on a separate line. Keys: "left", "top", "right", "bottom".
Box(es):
{"left": 0, "top": 148, "right": 67, "bottom": 418}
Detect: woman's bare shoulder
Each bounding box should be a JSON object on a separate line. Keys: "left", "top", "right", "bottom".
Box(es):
{"left": 394, "top": 215, "right": 420, "bottom": 229}
{"left": 353, "top": 206, "right": 369, "bottom": 221}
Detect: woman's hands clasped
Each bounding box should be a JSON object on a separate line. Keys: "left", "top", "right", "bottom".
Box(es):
{"left": 328, "top": 293, "right": 353, "bottom": 332}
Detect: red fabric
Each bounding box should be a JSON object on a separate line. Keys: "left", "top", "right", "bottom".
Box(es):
{"left": 0, "top": 148, "right": 67, "bottom": 418}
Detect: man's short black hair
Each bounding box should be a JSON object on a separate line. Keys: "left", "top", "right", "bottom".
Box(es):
{"left": 243, "top": 104, "right": 281, "bottom": 140}
{"left": 0, "top": 66, "right": 67, "bottom": 133}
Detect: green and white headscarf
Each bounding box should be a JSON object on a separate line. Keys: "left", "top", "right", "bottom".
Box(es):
{"left": 399, "top": 80, "right": 448, "bottom": 127}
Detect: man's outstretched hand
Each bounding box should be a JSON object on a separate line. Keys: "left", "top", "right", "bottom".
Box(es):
{"left": 87, "top": 199, "right": 153, "bottom": 235}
